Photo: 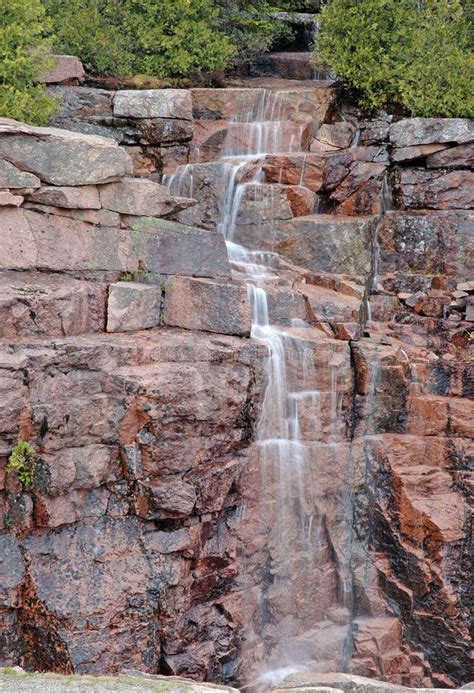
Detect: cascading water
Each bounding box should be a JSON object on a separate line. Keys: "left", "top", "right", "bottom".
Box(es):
{"left": 167, "top": 89, "right": 352, "bottom": 687}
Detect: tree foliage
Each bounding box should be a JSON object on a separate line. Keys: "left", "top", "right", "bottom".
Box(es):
{"left": 0, "top": 0, "right": 57, "bottom": 124}
{"left": 314, "top": 0, "right": 474, "bottom": 117}
{"left": 216, "top": 0, "right": 293, "bottom": 66}
{"left": 46, "top": 0, "right": 235, "bottom": 77}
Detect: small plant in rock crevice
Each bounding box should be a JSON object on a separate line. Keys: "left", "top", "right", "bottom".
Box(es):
{"left": 7, "top": 441, "right": 37, "bottom": 489}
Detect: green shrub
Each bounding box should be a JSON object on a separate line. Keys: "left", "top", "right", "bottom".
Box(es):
{"left": 399, "top": 0, "right": 474, "bottom": 118}
{"left": 216, "top": 0, "right": 293, "bottom": 66}
{"left": 314, "top": 0, "right": 474, "bottom": 117}
{"left": 7, "top": 441, "right": 36, "bottom": 489}
{"left": 47, "top": 0, "right": 235, "bottom": 77}
{"left": 0, "top": 0, "right": 57, "bottom": 124}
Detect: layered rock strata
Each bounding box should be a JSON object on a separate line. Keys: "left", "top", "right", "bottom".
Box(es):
{"left": 0, "top": 85, "right": 472, "bottom": 691}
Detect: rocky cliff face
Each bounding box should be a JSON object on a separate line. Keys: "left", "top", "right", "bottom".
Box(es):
{"left": 0, "top": 79, "right": 472, "bottom": 690}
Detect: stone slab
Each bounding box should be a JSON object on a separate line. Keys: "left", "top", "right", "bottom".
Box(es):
{"left": 113, "top": 89, "right": 192, "bottom": 120}
{"left": 0, "top": 118, "right": 132, "bottom": 185}
{"left": 107, "top": 282, "right": 162, "bottom": 332}
{"left": 163, "top": 275, "right": 251, "bottom": 336}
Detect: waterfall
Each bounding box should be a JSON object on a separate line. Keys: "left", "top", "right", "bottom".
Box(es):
{"left": 166, "top": 90, "right": 350, "bottom": 687}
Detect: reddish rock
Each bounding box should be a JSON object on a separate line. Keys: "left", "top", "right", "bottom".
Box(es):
{"left": 262, "top": 153, "right": 324, "bottom": 191}
{"left": 394, "top": 169, "right": 474, "bottom": 210}
{"left": 0, "top": 271, "right": 107, "bottom": 338}
{"left": 107, "top": 282, "right": 162, "bottom": 332}
{"left": 283, "top": 185, "right": 316, "bottom": 216}
{"left": 163, "top": 276, "right": 251, "bottom": 336}
{"left": 391, "top": 143, "right": 447, "bottom": 163}
{"left": 191, "top": 87, "right": 336, "bottom": 128}
{"left": 0, "top": 191, "right": 23, "bottom": 206}
{"left": 426, "top": 142, "right": 474, "bottom": 169}
{"left": 25, "top": 185, "right": 100, "bottom": 209}
{"left": 39, "top": 55, "right": 85, "bottom": 85}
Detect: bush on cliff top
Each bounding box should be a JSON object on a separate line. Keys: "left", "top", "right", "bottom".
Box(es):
{"left": 46, "top": 0, "right": 235, "bottom": 77}
{"left": 216, "top": 0, "right": 293, "bottom": 66}
{"left": 0, "top": 0, "right": 57, "bottom": 124}
{"left": 314, "top": 0, "right": 474, "bottom": 117}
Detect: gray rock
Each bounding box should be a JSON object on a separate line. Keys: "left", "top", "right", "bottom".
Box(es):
{"left": 390, "top": 118, "right": 474, "bottom": 148}
{"left": 125, "top": 217, "right": 231, "bottom": 278}
{"left": 0, "top": 118, "right": 132, "bottom": 185}
{"left": 277, "top": 672, "right": 467, "bottom": 693}
{"left": 99, "top": 177, "right": 174, "bottom": 216}
{"left": 274, "top": 214, "right": 375, "bottom": 276}
{"left": 0, "top": 671, "right": 238, "bottom": 691}
{"left": 0, "top": 534, "right": 24, "bottom": 606}
{"left": 107, "top": 282, "right": 162, "bottom": 332}
{"left": 113, "top": 89, "right": 192, "bottom": 120}
{"left": 0, "top": 159, "right": 40, "bottom": 188}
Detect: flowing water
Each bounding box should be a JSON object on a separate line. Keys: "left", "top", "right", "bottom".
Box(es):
{"left": 167, "top": 89, "right": 351, "bottom": 686}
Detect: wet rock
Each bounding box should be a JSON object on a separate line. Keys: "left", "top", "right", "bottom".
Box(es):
{"left": 25, "top": 185, "right": 100, "bottom": 209}
{"left": 39, "top": 55, "right": 85, "bottom": 84}
{"left": 262, "top": 153, "right": 324, "bottom": 191}
{"left": 426, "top": 142, "right": 474, "bottom": 169}
{"left": 107, "top": 282, "right": 162, "bottom": 332}
{"left": 0, "top": 118, "right": 132, "bottom": 185}
{"left": 390, "top": 117, "right": 474, "bottom": 148}
{"left": 163, "top": 276, "right": 251, "bottom": 336}
{"left": 391, "top": 144, "right": 447, "bottom": 163}
{"left": 394, "top": 169, "right": 474, "bottom": 210}
{"left": 191, "top": 87, "right": 335, "bottom": 128}
{"left": 113, "top": 89, "right": 192, "bottom": 120}
{"left": 137, "top": 118, "right": 193, "bottom": 144}
{"left": 251, "top": 51, "right": 318, "bottom": 81}
{"left": 0, "top": 533, "right": 24, "bottom": 606}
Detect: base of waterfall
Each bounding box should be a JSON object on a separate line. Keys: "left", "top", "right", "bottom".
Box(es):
{"left": 2, "top": 670, "right": 471, "bottom": 693}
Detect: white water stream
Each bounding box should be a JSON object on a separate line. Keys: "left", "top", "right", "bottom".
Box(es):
{"left": 167, "top": 89, "right": 349, "bottom": 685}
